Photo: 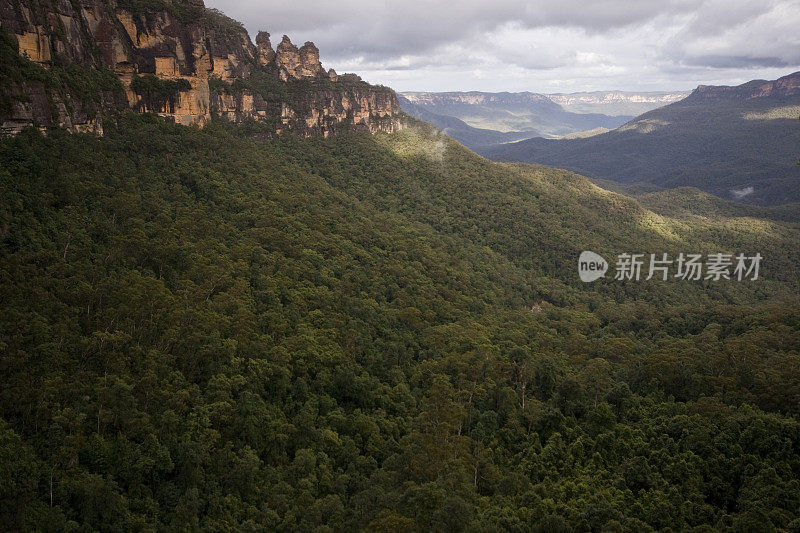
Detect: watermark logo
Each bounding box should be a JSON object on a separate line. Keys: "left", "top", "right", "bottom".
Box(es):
{"left": 579, "top": 252, "right": 761, "bottom": 282}
{"left": 578, "top": 251, "right": 609, "bottom": 282}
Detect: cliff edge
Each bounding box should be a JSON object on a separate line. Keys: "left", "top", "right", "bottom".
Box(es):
{"left": 0, "top": 0, "right": 402, "bottom": 136}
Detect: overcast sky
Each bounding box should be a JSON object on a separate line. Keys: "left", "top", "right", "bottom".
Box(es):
{"left": 206, "top": 0, "right": 800, "bottom": 93}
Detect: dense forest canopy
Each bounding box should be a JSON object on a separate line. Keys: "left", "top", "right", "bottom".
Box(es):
{"left": 1, "top": 114, "right": 800, "bottom": 531}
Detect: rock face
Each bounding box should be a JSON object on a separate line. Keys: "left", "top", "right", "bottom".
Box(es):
{"left": 690, "top": 71, "right": 800, "bottom": 101}
{"left": 255, "top": 31, "right": 276, "bottom": 66}
{"left": 273, "top": 35, "right": 327, "bottom": 81}
{"left": 547, "top": 92, "right": 690, "bottom": 106}
{"left": 0, "top": 0, "right": 401, "bottom": 137}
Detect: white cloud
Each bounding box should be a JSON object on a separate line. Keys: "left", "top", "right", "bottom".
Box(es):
{"left": 730, "top": 187, "right": 755, "bottom": 199}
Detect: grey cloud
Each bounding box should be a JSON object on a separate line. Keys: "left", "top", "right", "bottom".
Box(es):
{"left": 661, "top": 0, "right": 800, "bottom": 72}
{"left": 212, "top": 0, "right": 694, "bottom": 58}
{"left": 206, "top": 0, "right": 800, "bottom": 91}
{"left": 517, "top": 0, "right": 695, "bottom": 31}
{"left": 677, "top": 1, "right": 778, "bottom": 38}
{"left": 681, "top": 56, "right": 789, "bottom": 69}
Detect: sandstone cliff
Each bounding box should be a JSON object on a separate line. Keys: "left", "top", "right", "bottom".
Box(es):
{"left": 0, "top": 0, "right": 401, "bottom": 136}
{"left": 690, "top": 71, "right": 800, "bottom": 101}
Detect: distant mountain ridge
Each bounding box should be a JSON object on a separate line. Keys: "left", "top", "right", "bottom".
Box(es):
{"left": 394, "top": 100, "right": 537, "bottom": 149}
{"left": 398, "top": 89, "right": 689, "bottom": 150}
{"left": 401, "top": 91, "right": 553, "bottom": 109}
{"left": 690, "top": 73, "right": 800, "bottom": 100}
{"left": 483, "top": 71, "right": 800, "bottom": 206}
{"left": 548, "top": 91, "right": 690, "bottom": 116}
{"left": 398, "top": 90, "right": 633, "bottom": 137}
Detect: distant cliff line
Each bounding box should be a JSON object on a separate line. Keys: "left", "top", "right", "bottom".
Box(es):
{"left": 0, "top": 0, "right": 403, "bottom": 137}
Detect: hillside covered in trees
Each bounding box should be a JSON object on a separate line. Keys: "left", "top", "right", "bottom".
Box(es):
{"left": 2, "top": 113, "right": 800, "bottom": 531}
{"left": 483, "top": 72, "right": 800, "bottom": 206}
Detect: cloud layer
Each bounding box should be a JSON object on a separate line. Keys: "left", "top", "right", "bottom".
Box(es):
{"left": 206, "top": 0, "right": 800, "bottom": 92}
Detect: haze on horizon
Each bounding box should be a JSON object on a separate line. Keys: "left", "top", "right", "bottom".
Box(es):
{"left": 206, "top": 0, "right": 800, "bottom": 94}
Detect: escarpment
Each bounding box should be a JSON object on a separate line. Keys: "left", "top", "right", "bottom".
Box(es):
{"left": 689, "top": 71, "right": 800, "bottom": 101}
{"left": 0, "top": 0, "right": 402, "bottom": 136}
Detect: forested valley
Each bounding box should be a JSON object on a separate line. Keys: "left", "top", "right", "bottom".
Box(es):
{"left": 2, "top": 113, "right": 800, "bottom": 531}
